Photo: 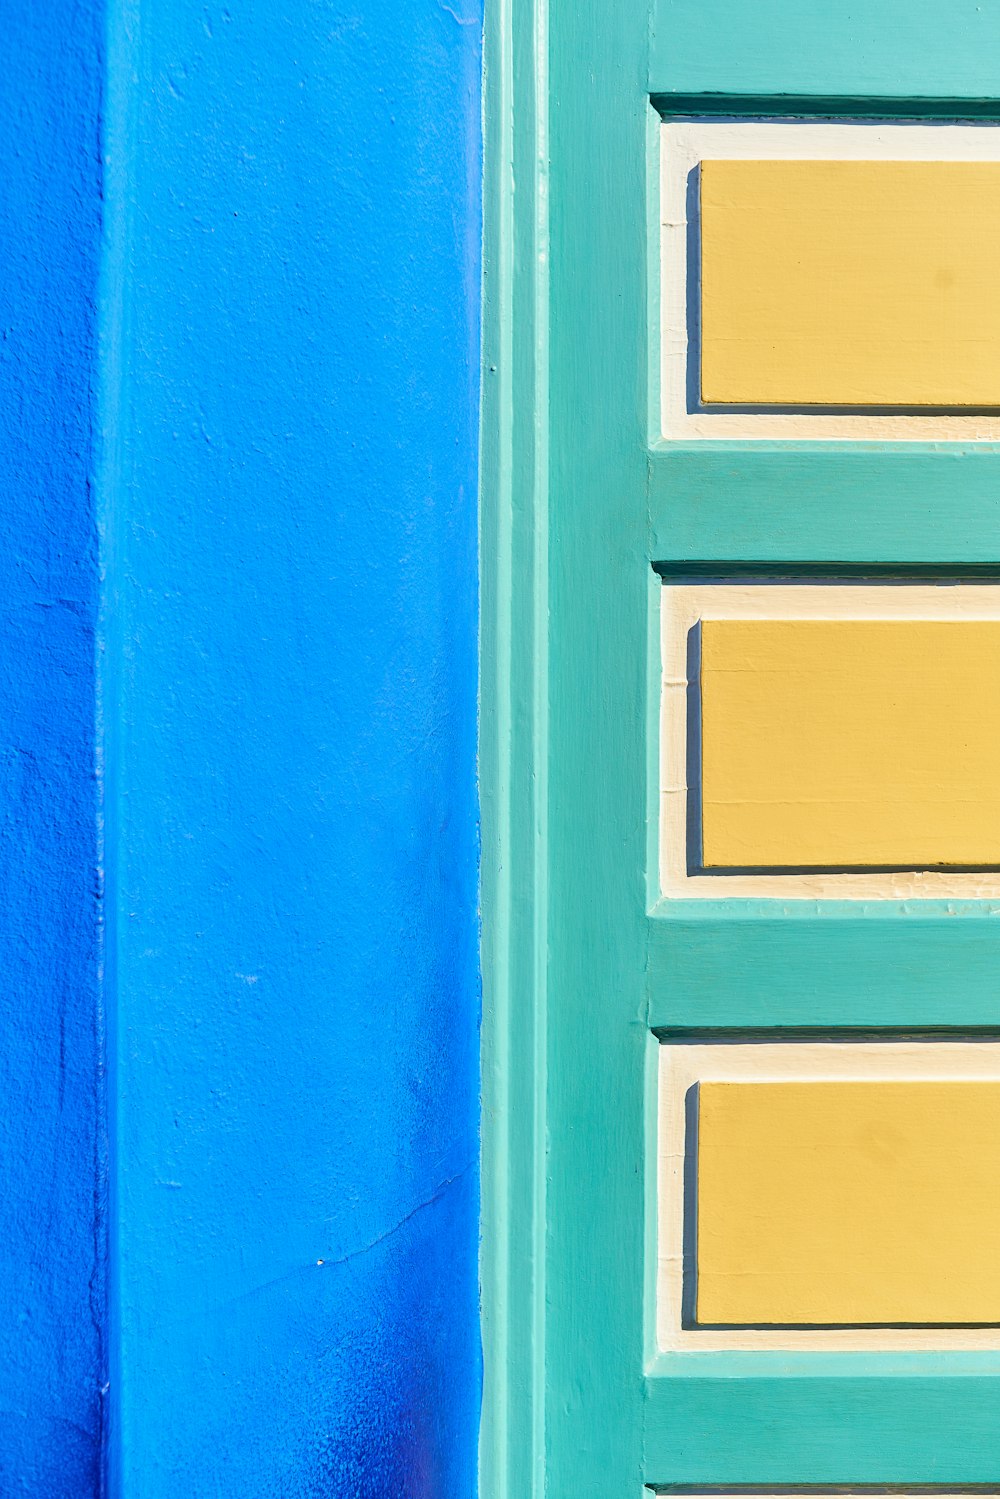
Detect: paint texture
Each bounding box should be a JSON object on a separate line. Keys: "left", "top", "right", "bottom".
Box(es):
{"left": 652, "top": 0, "right": 1000, "bottom": 97}
{"left": 0, "top": 3, "right": 104, "bottom": 1492}
{"left": 103, "top": 0, "right": 482, "bottom": 1492}
{"left": 1, "top": 0, "right": 481, "bottom": 1489}
{"left": 696, "top": 1080, "right": 1000, "bottom": 1326}
{"left": 529, "top": 0, "right": 1000, "bottom": 1485}
{"left": 658, "top": 1041, "right": 1000, "bottom": 1352}
{"left": 700, "top": 159, "right": 1000, "bottom": 407}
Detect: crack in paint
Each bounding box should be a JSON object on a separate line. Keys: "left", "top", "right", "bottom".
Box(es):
{"left": 436, "top": 0, "right": 478, "bottom": 24}
{"left": 204, "top": 1161, "right": 478, "bottom": 1318}
{"left": 320, "top": 1160, "right": 476, "bottom": 1271}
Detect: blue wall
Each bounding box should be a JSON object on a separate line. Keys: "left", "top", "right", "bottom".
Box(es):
{"left": 105, "top": 0, "right": 482, "bottom": 1492}
{"left": 0, "top": 3, "right": 104, "bottom": 1491}
{"left": 2, "top": 0, "right": 482, "bottom": 1492}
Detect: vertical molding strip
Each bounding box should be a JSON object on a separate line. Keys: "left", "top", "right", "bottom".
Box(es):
{"left": 95, "top": 0, "right": 141, "bottom": 1489}
{"left": 480, "top": 0, "right": 550, "bottom": 1490}
{"left": 530, "top": 0, "right": 550, "bottom": 1489}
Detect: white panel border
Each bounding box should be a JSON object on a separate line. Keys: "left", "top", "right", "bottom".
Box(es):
{"left": 658, "top": 1038, "right": 1000, "bottom": 1352}
{"left": 659, "top": 581, "right": 1000, "bottom": 898}
{"left": 660, "top": 118, "right": 1000, "bottom": 440}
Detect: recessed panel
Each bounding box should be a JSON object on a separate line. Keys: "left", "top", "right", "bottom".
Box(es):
{"left": 657, "top": 1040, "right": 1000, "bottom": 1351}
{"left": 659, "top": 583, "right": 1000, "bottom": 895}
{"left": 659, "top": 120, "right": 1000, "bottom": 439}
{"left": 697, "top": 1079, "right": 1000, "bottom": 1327}
{"left": 700, "top": 159, "right": 1000, "bottom": 407}
{"left": 700, "top": 618, "right": 1000, "bottom": 870}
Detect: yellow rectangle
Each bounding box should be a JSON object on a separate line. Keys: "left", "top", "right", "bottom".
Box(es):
{"left": 699, "top": 618, "right": 1000, "bottom": 869}
{"left": 700, "top": 159, "right": 1000, "bottom": 406}
{"left": 696, "top": 1080, "right": 1000, "bottom": 1326}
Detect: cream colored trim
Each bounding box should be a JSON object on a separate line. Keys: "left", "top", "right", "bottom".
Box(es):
{"left": 660, "top": 118, "right": 1000, "bottom": 440}
{"left": 659, "top": 582, "right": 1000, "bottom": 899}
{"left": 657, "top": 1039, "right": 1000, "bottom": 1352}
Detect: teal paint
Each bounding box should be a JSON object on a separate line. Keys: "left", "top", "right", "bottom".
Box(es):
{"left": 0, "top": 3, "right": 105, "bottom": 1491}
{"left": 483, "top": 1, "right": 1000, "bottom": 1496}
{"left": 649, "top": 447, "right": 1000, "bottom": 562}
{"left": 651, "top": 0, "right": 1000, "bottom": 98}
{"left": 100, "top": 0, "right": 483, "bottom": 1492}
{"left": 645, "top": 1361, "right": 1000, "bottom": 1482}
{"left": 649, "top": 908, "right": 1000, "bottom": 1030}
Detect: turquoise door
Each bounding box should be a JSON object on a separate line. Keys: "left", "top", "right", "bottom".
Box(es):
{"left": 483, "top": 1, "right": 1000, "bottom": 1495}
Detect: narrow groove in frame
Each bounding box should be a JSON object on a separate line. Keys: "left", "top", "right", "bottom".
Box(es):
{"left": 695, "top": 862, "right": 1000, "bottom": 876}
{"left": 651, "top": 95, "right": 1000, "bottom": 122}
{"left": 647, "top": 1488, "right": 1000, "bottom": 1495}
{"left": 653, "top": 563, "right": 1000, "bottom": 583}
{"left": 653, "top": 1027, "right": 1000, "bottom": 1043}
{"left": 693, "top": 404, "right": 1000, "bottom": 417}
{"left": 691, "top": 1321, "right": 1000, "bottom": 1331}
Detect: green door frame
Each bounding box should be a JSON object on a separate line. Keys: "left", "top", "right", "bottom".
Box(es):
{"left": 481, "top": 3, "right": 1000, "bottom": 1496}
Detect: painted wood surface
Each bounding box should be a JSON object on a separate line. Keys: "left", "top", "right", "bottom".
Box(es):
{"left": 661, "top": 583, "right": 1000, "bottom": 895}
{"left": 660, "top": 121, "right": 1000, "bottom": 438}
{"left": 644, "top": 1364, "right": 1000, "bottom": 1484}
{"left": 647, "top": 908, "right": 1000, "bottom": 1030}
{"left": 700, "top": 619, "right": 1000, "bottom": 869}
{"left": 651, "top": 0, "right": 1000, "bottom": 98}
{"left": 648, "top": 450, "right": 1000, "bottom": 562}
{"left": 485, "top": 0, "right": 1000, "bottom": 1495}
{"left": 697, "top": 1079, "right": 1000, "bottom": 1326}
{"left": 658, "top": 1039, "right": 1000, "bottom": 1350}
{"left": 700, "top": 160, "right": 1000, "bottom": 407}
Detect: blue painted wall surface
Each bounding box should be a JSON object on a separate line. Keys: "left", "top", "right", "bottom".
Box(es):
{"left": 105, "top": 0, "right": 482, "bottom": 1494}
{"left": 0, "top": 4, "right": 104, "bottom": 1492}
